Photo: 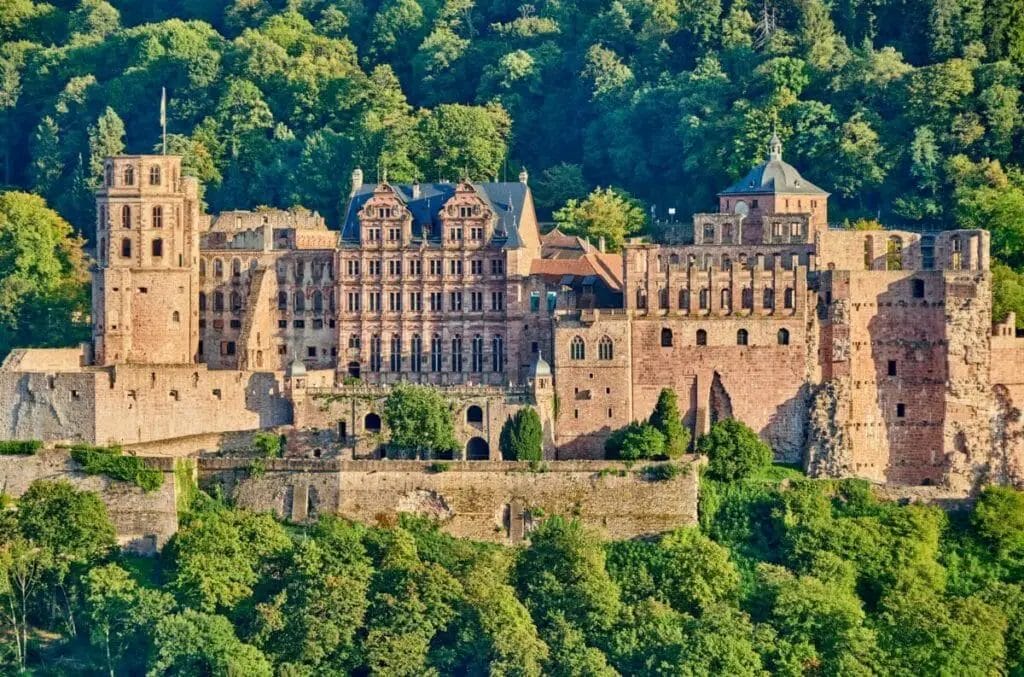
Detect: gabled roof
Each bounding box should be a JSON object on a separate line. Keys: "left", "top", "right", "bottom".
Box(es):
{"left": 719, "top": 134, "right": 829, "bottom": 197}
{"left": 541, "top": 227, "right": 591, "bottom": 259}
{"left": 340, "top": 181, "right": 530, "bottom": 248}
{"left": 530, "top": 250, "right": 624, "bottom": 292}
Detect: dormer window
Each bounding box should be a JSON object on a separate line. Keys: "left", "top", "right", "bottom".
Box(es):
{"left": 459, "top": 206, "right": 473, "bottom": 218}
{"left": 149, "top": 165, "right": 161, "bottom": 185}
{"left": 378, "top": 207, "right": 392, "bottom": 219}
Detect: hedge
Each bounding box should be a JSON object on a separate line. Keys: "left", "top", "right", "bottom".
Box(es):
{"left": 69, "top": 444, "right": 164, "bottom": 492}
{"left": 0, "top": 440, "right": 42, "bottom": 455}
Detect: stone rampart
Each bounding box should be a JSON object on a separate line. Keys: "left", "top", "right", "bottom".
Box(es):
{"left": 0, "top": 451, "right": 178, "bottom": 553}
{"left": 199, "top": 457, "right": 700, "bottom": 543}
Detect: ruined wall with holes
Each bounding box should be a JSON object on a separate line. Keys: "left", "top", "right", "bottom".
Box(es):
{"left": 198, "top": 458, "right": 700, "bottom": 543}
{"left": 288, "top": 385, "right": 534, "bottom": 460}
{"left": 0, "top": 451, "right": 178, "bottom": 553}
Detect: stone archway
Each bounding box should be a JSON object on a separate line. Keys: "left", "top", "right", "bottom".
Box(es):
{"left": 466, "top": 436, "right": 490, "bottom": 460}
{"left": 348, "top": 361, "right": 360, "bottom": 379}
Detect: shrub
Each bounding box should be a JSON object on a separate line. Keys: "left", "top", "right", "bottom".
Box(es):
{"left": 70, "top": 444, "right": 164, "bottom": 492}
{"left": 642, "top": 463, "right": 682, "bottom": 481}
{"left": 0, "top": 440, "right": 42, "bottom": 455}
{"left": 697, "top": 419, "right": 772, "bottom": 481}
{"left": 252, "top": 432, "right": 282, "bottom": 458}
{"left": 427, "top": 462, "right": 451, "bottom": 473}
{"left": 500, "top": 407, "right": 544, "bottom": 461}
{"left": 605, "top": 421, "right": 665, "bottom": 460}
{"left": 383, "top": 383, "right": 459, "bottom": 457}
{"left": 649, "top": 388, "right": 690, "bottom": 458}
{"left": 248, "top": 458, "right": 267, "bottom": 478}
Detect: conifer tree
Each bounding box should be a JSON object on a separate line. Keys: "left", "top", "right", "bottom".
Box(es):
{"left": 87, "top": 107, "right": 124, "bottom": 185}
{"left": 649, "top": 388, "right": 690, "bottom": 458}
{"left": 500, "top": 407, "right": 543, "bottom": 461}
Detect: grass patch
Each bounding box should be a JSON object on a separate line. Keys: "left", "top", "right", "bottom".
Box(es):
{"left": 0, "top": 440, "right": 42, "bottom": 455}
{"left": 69, "top": 444, "right": 164, "bottom": 492}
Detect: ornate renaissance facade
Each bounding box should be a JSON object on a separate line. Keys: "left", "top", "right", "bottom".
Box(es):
{"left": 2, "top": 137, "right": 1023, "bottom": 492}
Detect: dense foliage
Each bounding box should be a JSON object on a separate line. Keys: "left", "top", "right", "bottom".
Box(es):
{"left": 69, "top": 443, "right": 165, "bottom": 492}
{"left": 2, "top": 471, "right": 1024, "bottom": 674}
{"left": 0, "top": 440, "right": 42, "bottom": 456}
{"left": 699, "top": 418, "right": 773, "bottom": 481}
{"left": 499, "top": 407, "right": 544, "bottom": 460}
{"left": 382, "top": 382, "right": 460, "bottom": 458}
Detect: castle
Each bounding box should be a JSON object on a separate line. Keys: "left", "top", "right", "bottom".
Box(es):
{"left": 3, "top": 135, "right": 1024, "bottom": 492}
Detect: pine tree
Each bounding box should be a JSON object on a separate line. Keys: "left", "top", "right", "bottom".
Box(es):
{"left": 87, "top": 107, "right": 125, "bottom": 187}
{"left": 649, "top": 388, "right": 690, "bottom": 458}
{"left": 30, "top": 116, "right": 63, "bottom": 198}
{"left": 500, "top": 408, "right": 543, "bottom": 461}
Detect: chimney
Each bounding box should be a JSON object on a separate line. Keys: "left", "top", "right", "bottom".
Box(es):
{"left": 412, "top": 183, "right": 421, "bottom": 199}
{"left": 351, "top": 167, "right": 363, "bottom": 196}
{"left": 598, "top": 236, "right": 606, "bottom": 253}
{"left": 519, "top": 168, "right": 529, "bottom": 184}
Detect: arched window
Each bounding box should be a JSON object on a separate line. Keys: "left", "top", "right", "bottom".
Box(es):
{"left": 230, "top": 291, "right": 242, "bottom": 312}
{"left": 636, "top": 289, "right": 647, "bottom": 309}
{"left": 172, "top": 310, "right": 180, "bottom": 323}
{"left": 313, "top": 290, "right": 324, "bottom": 313}
{"left": 232, "top": 258, "right": 241, "bottom": 277}
{"left": 886, "top": 236, "right": 903, "bottom": 271}
{"left": 213, "top": 292, "right": 224, "bottom": 312}
{"left": 364, "top": 413, "right": 381, "bottom": 432}
{"left": 737, "top": 329, "right": 749, "bottom": 346}
{"left": 658, "top": 288, "right": 669, "bottom": 309}
{"left": 699, "top": 288, "right": 710, "bottom": 310}
{"left": 370, "top": 335, "right": 382, "bottom": 372}
{"left": 467, "top": 405, "right": 484, "bottom": 424}
{"left": 104, "top": 163, "right": 113, "bottom": 187}
{"left": 390, "top": 334, "right": 401, "bottom": 371}
{"left": 784, "top": 287, "right": 795, "bottom": 309}
{"left": 696, "top": 329, "right": 707, "bottom": 346}
{"left": 294, "top": 291, "right": 305, "bottom": 312}
{"left": 661, "top": 328, "right": 673, "bottom": 347}
{"left": 152, "top": 206, "right": 163, "bottom": 228}
{"left": 492, "top": 335, "right": 504, "bottom": 372}
{"left": 669, "top": 253, "right": 680, "bottom": 265}
{"left": 348, "top": 334, "right": 360, "bottom": 348}
{"left": 277, "top": 291, "right": 287, "bottom": 310}
{"left": 149, "top": 165, "right": 161, "bottom": 185}
{"left": 198, "top": 292, "right": 207, "bottom": 311}
{"left": 123, "top": 165, "right": 134, "bottom": 186}
{"left": 722, "top": 256, "right": 732, "bottom": 270}
{"left": 121, "top": 238, "right": 132, "bottom": 258}
{"left": 598, "top": 336, "right": 613, "bottom": 360}
{"left": 721, "top": 288, "right": 731, "bottom": 310}
{"left": 151, "top": 238, "right": 163, "bottom": 257}
{"left": 431, "top": 333, "right": 443, "bottom": 372}
{"left": 570, "top": 336, "right": 586, "bottom": 360}
{"left": 451, "top": 334, "right": 463, "bottom": 372}
{"left": 213, "top": 258, "right": 224, "bottom": 278}
{"left": 121, "top": 205, "right": 131, "bottom": 228}
{"left": 763, "top": 287, "right": 775, "bottom": 309}
{"left": 411, "top": 334, "right": 422, "bottom": 372}
{"left": 742, "top": 287, "right": 753, "bottom": 309}
{"left": 679, "top": 289, "right": 690, "bottom": 310}
{"left": 778, "top": 328, "right": 790, "bottom": 345}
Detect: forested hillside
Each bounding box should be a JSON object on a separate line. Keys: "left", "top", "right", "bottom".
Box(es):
{"left": 2, "top": 468, "right": 1023, "bottom": 674}
{"left": 5, "top": 0, "right": 1024, "bottom": 326}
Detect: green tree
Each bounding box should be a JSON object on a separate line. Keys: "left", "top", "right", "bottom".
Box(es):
{"left": 657, "top": 527, "right": 740, "bottom": 614}
{"left": 29, "top": 116, "right": 62, "bottom": 198}
{"left": 533, "top": 163, "right": 589, "bottom": 216}
{"left": 605, "top": 421, "right": 666, "bottom": 460}
{"left": 698, "top": 418, "right": 773, "bottom": 481}
{"left": 500, "top": 407, "right": 544, "bottom": 461}
{"left": 648, "top": 388, "right": 690, "bottom": 458}
{"left": 971, "top": 485, "right": 1024, "bottom": 556}
{"left": 149, "top": 609, "right": 273, "bottom": 676}
{"left": 554, "top": 187, "right": 646, "bottom": 252}
{"left": 382, "top": 383, "right": 459, "bottom": 458}
{"left": 0, "top": 535, "right": 51, "bottom": 670}
{"left": 991, "top": 263, "right": 1024, "bottom": 328}
{"left": 87, "top": 107, "right": 125, "bottom": 186}
{"left": 0, "top": 191, "right": 91, "bottom": 359}
{"left": 415, "top": 103, "right": 512, "bottom": 181}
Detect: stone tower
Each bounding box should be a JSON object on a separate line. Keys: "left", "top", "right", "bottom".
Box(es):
{"left": 93, "top": 155, "right": 201, "bottom": 365}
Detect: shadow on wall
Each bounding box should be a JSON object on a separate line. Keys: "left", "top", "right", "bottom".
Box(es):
{"left": 759, "top": 382, "right": 812, "bottom": 465}
{"left": 245, "top": 372, "right": 292, "bottom": 428}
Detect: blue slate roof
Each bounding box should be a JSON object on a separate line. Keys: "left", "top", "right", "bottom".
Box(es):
{"left": 340, "top": 182, "right": 530, "bottom": 247}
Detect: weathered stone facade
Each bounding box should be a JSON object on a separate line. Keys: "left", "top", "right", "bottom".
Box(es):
{"left": 2, "top": 139, "right": 1023, "bottom": 493}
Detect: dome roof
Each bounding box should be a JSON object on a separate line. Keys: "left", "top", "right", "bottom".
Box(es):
{"left": 287, "top": 359, "right": 307, "bottom": 377}
{"left": 530, "top": 352, "right": 552, "bottom": 378}
{"left": 719, "top": 134, "right": 828, "bottom": 197}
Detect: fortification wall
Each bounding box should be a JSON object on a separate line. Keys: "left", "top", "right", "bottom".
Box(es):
{"left": 0, "top": 370, "right": 99, "bottom": 443}
{"left": 0, "top": 451, "right": 178, "bottom": 553}
{"left": 199, "top": 458, "right": 699, "bottom": 543}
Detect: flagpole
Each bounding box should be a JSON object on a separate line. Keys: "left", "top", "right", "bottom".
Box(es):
{"left": 160, "top": 87, "right": 167, "bottom": 155}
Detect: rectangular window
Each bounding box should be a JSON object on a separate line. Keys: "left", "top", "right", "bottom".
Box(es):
{"left": 293, "top": 320, "right": 305, "bottom": 329}
{"left": 429, "top": 259, "right": 442, "bottom": 276}
{"left": 530, "top": 292, "right": 540, "bottom": 312}
{"left": 912, "top": 279, "right": 925, "bottom": 298}
{"left": 409, "top": 259, "right": 422, "bottom": 275}
{"left": 449, "top": 291, "right": 463, "bottom": 311}
{"left": 409, "top": 292, "right": 422, "bottom": 311}
{"left": 896, "top": 403, "right": 906, "bottom": 418}
{"left": 278, "top": 320, "right": 287, "bottom": 328}
{"left": 369, "top": 292, "right": 381, "bottom": 312}
{"left": 347, "top": 260, "right": 360, "bottom": 276}
{"left": 449, "top": 260, "right": 463, "bottom": 275}
{"left": 278, "top": 345, "right": 287, "bottom": 355}
{"left": 369, "top": 260, "right": 381, "bottom": 276}
{"left": 221, "top": 341, "right": 236, "bottom": 356}
{"left": 347, "top": 292, "right": 360, "bottom": 312}
{"left": 313, "top": 319, "right": 323, "bottom": 329}
{"left": 388, "top": 259, "right": 400, "bottom": 276}
{"left": 470, "top": 291, "right": 483, "bottom": 311}
{"left": 388, "top": 291, "right": 402, "bottom": 312}
{"left": 491, "top": 291, "right": 504, "bottom": 311}
{"left": 547, "top": 291, "right": 557, "bottom": 312}
{"left": 471, "top": 259, "right": 483, "bottom": 275}
{"left": 470, "top": 226, "right": 483, "bottom": 240}
{"left": 229, "top": 319, "right": 241, "bottom": 329}
{"left": 491, "top": 259, "right": 505, "bottom": 275}
{"left": 459, "top": 206, "right": 473, "bottom": 218}
{"left": 429, "top": 292, "right": 442, "bottom": 312}
{"left": 307, "top": 346, "right": 316, "bottom": 357}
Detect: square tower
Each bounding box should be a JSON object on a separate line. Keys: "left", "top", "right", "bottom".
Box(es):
{"left": 93, "top": 155, "right": 201, "bottom": 365}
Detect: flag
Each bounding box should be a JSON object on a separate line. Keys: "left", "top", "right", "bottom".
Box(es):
{"left": 160, "top": 87, "right": 166, "bottom": 128}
